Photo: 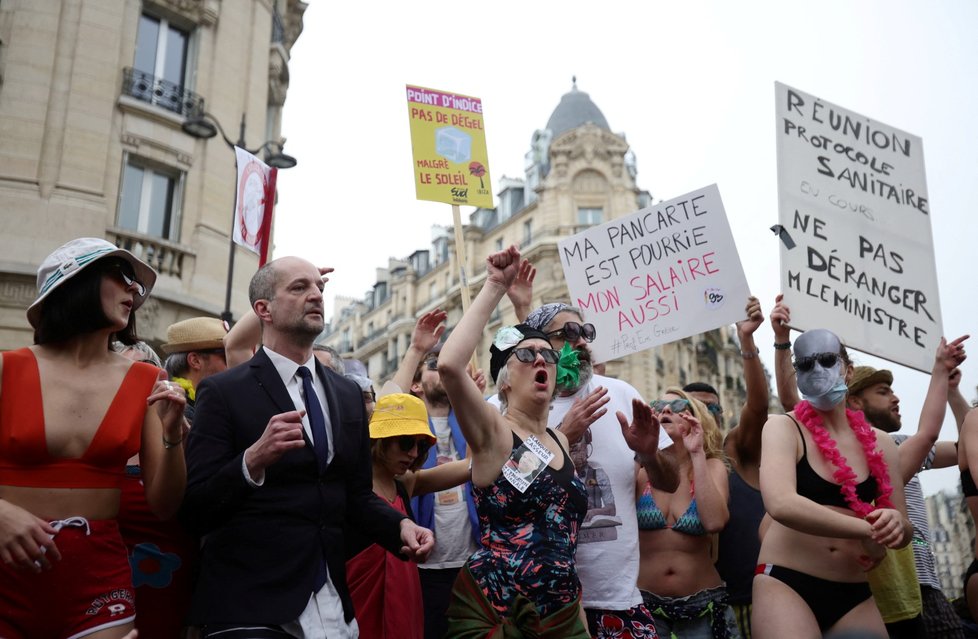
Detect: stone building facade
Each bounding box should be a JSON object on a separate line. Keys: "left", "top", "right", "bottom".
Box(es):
{"left": 0, "top": 0, "right": 305, "bottom": 349}
{"left": 320, "top": 83, "right": 764, "bottom": 431}
{"left": 927, "top": 487, "right": 976, "bottom": 600}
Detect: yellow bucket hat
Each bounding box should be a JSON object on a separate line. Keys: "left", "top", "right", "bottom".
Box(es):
{"left": 369, "top": 393, "right": 435, "bottom": 442}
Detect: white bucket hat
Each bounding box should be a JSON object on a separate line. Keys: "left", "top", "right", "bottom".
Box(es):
{"left": 27, "top": 237, "right": 158, "bottom": 328}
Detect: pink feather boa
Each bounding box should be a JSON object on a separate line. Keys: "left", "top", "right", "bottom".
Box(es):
{"left": 794, "top": 400, "right": 894, "bottom": 517}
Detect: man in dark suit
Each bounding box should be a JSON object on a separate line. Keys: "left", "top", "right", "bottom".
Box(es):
{"left": 182, "top": 256, "right": 433, "bottom": 638}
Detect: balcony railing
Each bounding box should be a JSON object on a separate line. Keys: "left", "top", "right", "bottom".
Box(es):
{"left": 107, "top": 228, "right": 193, "bottom": 279}
{"left": 121, "top": 67, "right": 204, "bottom": 117}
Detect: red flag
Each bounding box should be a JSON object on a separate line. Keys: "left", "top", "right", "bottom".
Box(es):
{"left": 233, "top": 147, "right": 277, "bottom": 265}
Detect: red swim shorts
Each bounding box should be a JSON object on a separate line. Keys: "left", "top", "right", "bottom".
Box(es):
{"left": 0, "top": 517, "right": 135, "bottom": 639}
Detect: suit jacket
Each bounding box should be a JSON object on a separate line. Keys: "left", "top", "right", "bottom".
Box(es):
{"left": 181, "top": 348, "right": 406, "bottom": 625}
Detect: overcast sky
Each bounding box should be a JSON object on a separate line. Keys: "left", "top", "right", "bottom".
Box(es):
{"left": 273, "top": 1, "right": 978, "bottom": 495}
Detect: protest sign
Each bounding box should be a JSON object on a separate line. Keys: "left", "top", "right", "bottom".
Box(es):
{"left": 774, "top": 82, "right": 942, "bottom": 372}
{"left": 406, "top": 85, "right": 493, "bottom": 208}
{"left": 557, "top": 184, "right": 750, "bottom": 363}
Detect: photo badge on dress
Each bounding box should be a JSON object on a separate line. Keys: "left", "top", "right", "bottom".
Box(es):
{"left": 501, "top": 435, "right": 555, "bottom": 493}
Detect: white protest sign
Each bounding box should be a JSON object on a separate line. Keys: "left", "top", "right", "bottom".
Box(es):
{"left": 557, "top": 184, "right": 750, "bottom": 363}
{"left": 774, "top": 82, "right": 942, "bottom": 373}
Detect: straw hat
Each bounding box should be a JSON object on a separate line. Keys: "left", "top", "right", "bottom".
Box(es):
{"left": 27, "top": 237, "right": 157, "bottom": 328}
{"left": 369, "top": 393, "right": 435, "bottom": 442}
{"left": 848, "top": 366, "right": 893, "bottom": 395}
{"left": 162, "top": 317, "right": 229, "bottom": 354}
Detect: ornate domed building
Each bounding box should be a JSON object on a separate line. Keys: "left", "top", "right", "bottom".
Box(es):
{"left": 321, "top": 80, "right": 758, "bottom": 430}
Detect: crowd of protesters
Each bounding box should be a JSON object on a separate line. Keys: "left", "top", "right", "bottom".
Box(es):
{"left": 1, "top": 237, "right": 976, "bottom": 639}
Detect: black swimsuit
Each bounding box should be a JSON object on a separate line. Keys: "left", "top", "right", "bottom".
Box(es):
{"left": 755, "top": 417, "right": 879, "bottom": 632}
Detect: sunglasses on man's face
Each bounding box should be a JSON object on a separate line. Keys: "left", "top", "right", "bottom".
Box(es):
{"left": 105, "top": 262, "right": 146, "bottom": 297}
{"left": 705, "top": 402, "right": 723, "bottom": 416}
{"left": 424, "top": 358, "right": 438, "bottom": 371}
{"left": 511, "top": 347, "right": 560, "bottom": 365}
{"left": 396, "top": 435, "right": 432, "bottom": 456}
{"left": 793, "top": 352, "right": 840, "bottom": 372}
{"left": 650, "top": 398, "right": 692, "bottom": 414}
{"left": 546, "top": 321, "right": 596, "bottom": 344}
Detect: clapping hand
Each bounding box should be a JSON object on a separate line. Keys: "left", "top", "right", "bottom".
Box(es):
{"left": 617, "top": 398, "right": 661, "bottom": 457}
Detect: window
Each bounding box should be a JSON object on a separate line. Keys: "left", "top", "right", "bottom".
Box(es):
{"left": 118, "top": 158, "right": 183, "bottom": 241}
{"left": 522, "top": 220, "right": 532, "bottom": 245}
{"left": 578, "top": 207, "right": 603, "bottom": 226}
{"left": 135, "top": 13, "right": 189, "bottom": 87}
{"left": 128, "top": 13, "right": 197, "bottom": 114}
{"left": 495, "top": 238, "right": 503, "bottom": 251}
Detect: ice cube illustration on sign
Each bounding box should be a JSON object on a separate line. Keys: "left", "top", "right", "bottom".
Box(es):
{"left": 435, "top": 126, "right": 472, "bottom": 164}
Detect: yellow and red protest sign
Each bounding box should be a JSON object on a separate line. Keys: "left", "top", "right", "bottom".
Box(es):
{"left": 406, "top": 85, "right": 493, "bottom": 208}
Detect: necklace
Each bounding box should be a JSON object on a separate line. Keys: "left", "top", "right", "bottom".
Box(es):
{"left": 794, "top": 400, "right": 894, "bottom": 517}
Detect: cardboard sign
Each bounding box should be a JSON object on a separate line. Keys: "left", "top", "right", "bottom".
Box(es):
{"left": 557, "top": 184, "right": 750, "bottom": 363}
{"left": 774, "top": 82, "right": 942, "bottom": 372}
{"left": 405, "top": 85, "right": 493, "bottom": 208}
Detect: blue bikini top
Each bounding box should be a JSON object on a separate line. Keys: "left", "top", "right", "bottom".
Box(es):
{"left": 636, "top": 480, "right": 706, "bottom": 536}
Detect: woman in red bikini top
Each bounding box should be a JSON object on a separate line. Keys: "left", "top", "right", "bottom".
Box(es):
{"left": 0, "top": 237, "right": 187, "bottom": 639}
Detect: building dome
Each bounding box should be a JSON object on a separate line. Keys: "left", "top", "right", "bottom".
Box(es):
{"left": 545, "top": 77, "right": 610, "bottom": 139}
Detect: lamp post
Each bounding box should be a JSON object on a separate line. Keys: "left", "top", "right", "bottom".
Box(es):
{"left": 181, "top": 111, "right": 297, "bottom": 323}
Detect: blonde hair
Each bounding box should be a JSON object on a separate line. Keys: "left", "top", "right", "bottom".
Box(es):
{"left": 664, "top": 386, "right": 724, "bottom": 461}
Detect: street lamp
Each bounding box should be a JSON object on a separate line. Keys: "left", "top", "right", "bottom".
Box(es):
{"left": 181, "top": 111, "right": 297, "bottom": 322}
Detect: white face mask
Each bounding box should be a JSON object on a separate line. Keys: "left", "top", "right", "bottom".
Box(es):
{"left": 802, "top": 377, "right": 849, "bottom": 410}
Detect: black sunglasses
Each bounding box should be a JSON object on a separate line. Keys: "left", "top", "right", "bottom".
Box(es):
{"left": 546, "top": 321, "right": 596, "bottom": 343}
{"left": 424, "top": 358, "right": 438, "bottom": 371}
{"left": 105, "top": 261, "right": 146, "bottom": 297}
{"left": 651, "top": 398, "right": 692, "bottom": 414}
{"left": 793, "top": 352, "right": 840, "bottom": 372}
{"left": 363, "top": 390, "right": 376, "bottom": 402}
{"left": 705, "top": 402, "right": 723, "bottom": 416}
{"left": 512, "top": 347, "right": 560, "bottom": 365}
{"left": 396, "top": 435, "right": 432, "bottom": 456}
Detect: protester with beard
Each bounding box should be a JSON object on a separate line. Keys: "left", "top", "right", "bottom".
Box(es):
{"left": 490, "top": 300, "right": 673, "bottom": 637}
{"left": 391, "top": 309, "right": 485, "bottom": 639}
{"left": 753, "top": 328, "right": 911, "bottom": 639}
{"left": 182, "top": 257, "right": 433, "bottom": 638}
{"left": 772, "top": 298, "right": 968, "bottom": 639}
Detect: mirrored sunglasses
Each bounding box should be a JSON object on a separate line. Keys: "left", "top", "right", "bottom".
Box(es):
{"left": 547, "top": 321, "right": 596, "bottom": 343}
{"left": 651, "top": 398, "right": 692, "bottom": 414}
{"left": 396, "top": 435, "right": 432, "bottom": 456}
{"left": 705, "top": 402, "right": 723, "bottom": 416}
{"left": 793, "top": 352, "right": 839, "bottom": 372}
{"left": 512, "top": 347, "right": 560, "bottom": 365}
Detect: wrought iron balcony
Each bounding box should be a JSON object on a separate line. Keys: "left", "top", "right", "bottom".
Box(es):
{"left": 121, "top": 67, "right": 204, "bottom": 117}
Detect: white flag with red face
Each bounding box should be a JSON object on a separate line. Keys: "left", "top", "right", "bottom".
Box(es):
{"left": 233, "top": 147, "right": 277, "bottom": 265}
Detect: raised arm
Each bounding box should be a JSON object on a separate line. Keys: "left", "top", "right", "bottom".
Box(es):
{"left": 140, "top": 370, "right": 188, "bottom": 520}
{"left": 224, "top": 310, "right": 260, "bottom": 368}
{"left": 506, "top": 258, "right": 536, "bottom": 323}
{"left": 949, "top": 368, "right": 973, "bottom": 429}
{"left": 770, "top": 294, "right": 799, "bottom": 411}
{"left": 684, "top": 416, "right": 730, "bottom": 533}
{"left": 619, "top": 399, "right": 680, "bottom": 493}
{"left": 760, "top": 415, "right": 873, "bottom": 539}
{"left": 897, "top": 336, "right": 968, "bottom": 481}
{"left": 391, "top": 308, "right": 447, "bottom": 393}
{"left": 727, "top": 296, "right": 769, "bottom": 466}
{"left": 439, "top": 246, "right": 521, "bottom": 457}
